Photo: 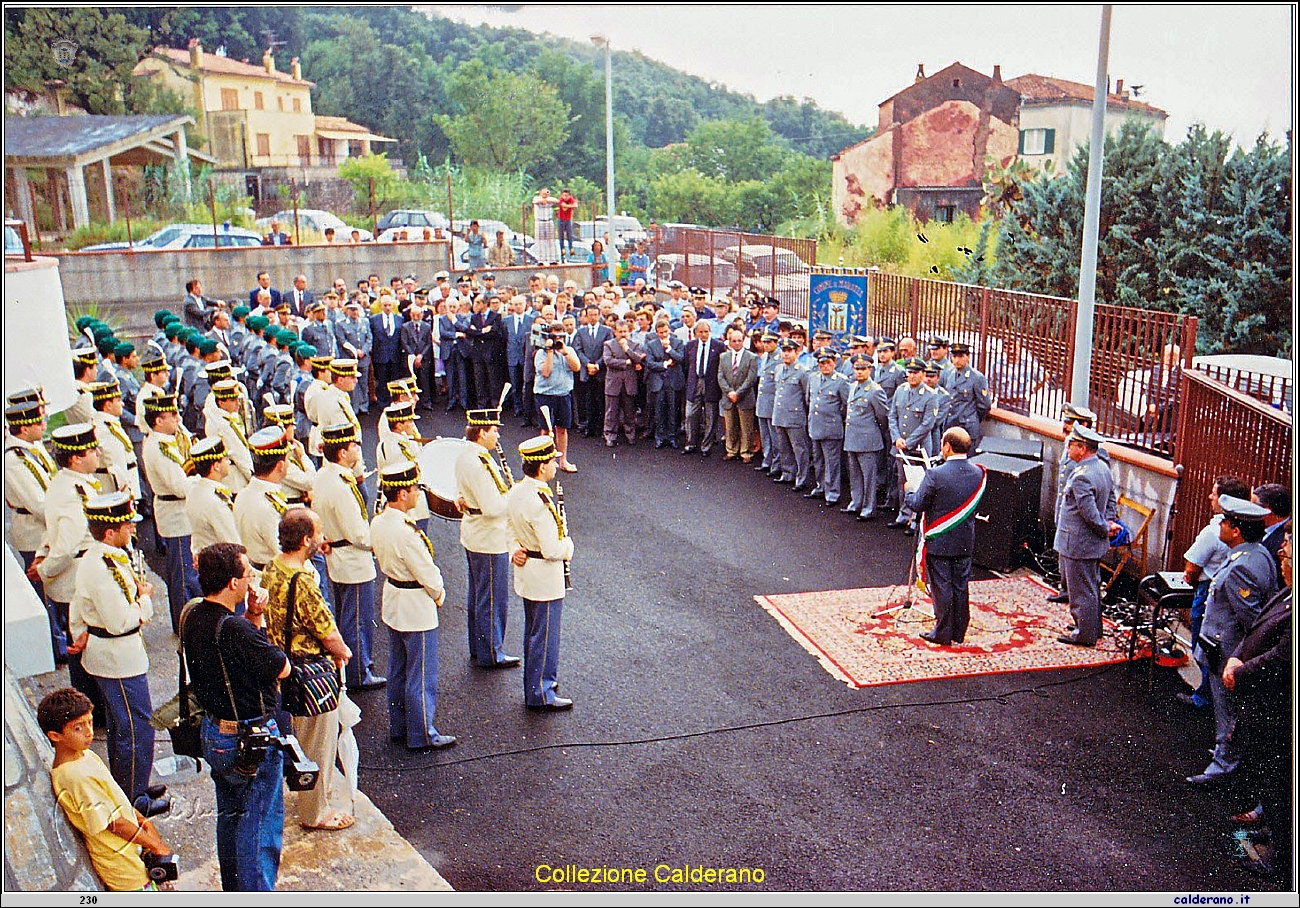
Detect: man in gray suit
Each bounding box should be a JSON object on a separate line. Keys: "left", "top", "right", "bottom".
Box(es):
{"left": 601, "top": 320, "right": 645, "bottom": 447}
{"left": 753, "top": 331, "right": 781, "bottom": 474}
{"left": 805, "top": 350, "right": 849, "bottom": 503}
{"left": 771, "top": 339, "right": 814, "bottom": 490}
{"left": 644, "top": 319, "right": 685, "bottom": 448}
{"left": 717, "top": 325, "right": 758, "bottom": 462}
{"left": 1054, "top": 424, "right": 1120, "bottom": 647}
{"left": 843, "top": 354, "right": 890, "bottom": 520}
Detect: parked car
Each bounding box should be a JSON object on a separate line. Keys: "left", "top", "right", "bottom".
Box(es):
{"left": 719, "top": 244, "right": 811, "bottom": 309}
{"left": 4, "top": 220, "right": 24, "bottom": 256}
{"left": 375, "top": 209, "right": 450, "bottom": 233}
{"left": 654, "top": 253, "right": 739, "bottom": 298}
{"left": 255, "top": 209, "right": 372, "bottom": 243}
{"left": 376, "top": 226, "right": 448, "bottom": 243}
{"left": 79, "top": 223, "right": 264, "bottom": 252}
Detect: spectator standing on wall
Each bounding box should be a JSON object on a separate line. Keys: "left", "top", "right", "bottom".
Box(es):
{"left": 557, "top": 188, "right": 578, "bottom": 261}
{"left": 533, "top": 188, "right": 560, "bottom": 265}
{"left": 464, "top": 220, "right": 488, "bottom": 270}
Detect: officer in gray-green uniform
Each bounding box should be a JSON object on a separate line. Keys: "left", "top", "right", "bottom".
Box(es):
{"left": 1048, "top": 402, "right": 1117, "bottom": 603}
{"left": 110, "top": 341, "right": 142, "bottom": 442}
{"left": 925, "top": 362, "right": 952, "bottom": 456}
{"left": 843, "top": 354, "right": 890, "bottom": 520}
{"left": 771, "top": 339, "right": 814, "bottom": 490}
{"left": 836, "top": 335, "right": 872, "bottom": 378}
{"left": 944, "top": 342, "right": 992, "bottom": 451}
{"left": 874, "top": 339, "right": 905, "bottom": 400}
{"left": 754, "top": 331, "right": 781, "bottom": 475}
{"left": 241, "top": 316, "right": 269, "bottom": 395}
{"left": 268, "top": 329, "right": 296, "bottom": 406}
{"left": 887, "top": 357, "right": 939, "bottom": 533}
{"left": 926, "top": 335, "right": 957, "bottom": 388}
{"left": 806, "top": 349, "right": 849, "bottom": 504}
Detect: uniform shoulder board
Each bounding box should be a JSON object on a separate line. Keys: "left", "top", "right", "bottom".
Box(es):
{"left": 1229, "top": 551, "right": 1243, "bottom": 562}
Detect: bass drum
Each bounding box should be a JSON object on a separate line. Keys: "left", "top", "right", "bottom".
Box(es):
{"left": 415, "top": 437, "right": 475, "bottom": 521}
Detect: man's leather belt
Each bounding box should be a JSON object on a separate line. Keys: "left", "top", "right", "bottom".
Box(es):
{"left": 158, "top": 494, "right": 184, "bottom": 502}
{"left": 387, "top": 578, "right": 422, "bottom": 590}
{"left": 86, "top": 624, "right": 140, "bottom": 639}
{"left": 9, "top": 505, "right": 32, "bottom": 515}
{"left": 463, "top": 506, "right": 482, "bottom": 515}
{"left": 328, "top": 539, "right": 352, "bottom": 548}
{"left": 524, "top": 550, "right": 545, "bottom": 560}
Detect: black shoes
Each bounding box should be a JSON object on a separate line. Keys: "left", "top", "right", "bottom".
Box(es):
{"left": 1046, "top": 592, "right": 1069, "bottom": 604}
{"left": 349, "top": 675, "right": 387, "bottom": 692}
{"left": 1056, "top": 635, "right": 1094, "bottom": 647}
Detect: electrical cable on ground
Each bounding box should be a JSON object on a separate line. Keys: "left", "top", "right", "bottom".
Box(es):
{"left": 358, "top": 661, "right": 1122, "bottom": 773}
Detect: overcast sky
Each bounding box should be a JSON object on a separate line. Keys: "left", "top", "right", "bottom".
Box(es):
{"left": 420, "top": 3, "right": 1294, "bottom": 149}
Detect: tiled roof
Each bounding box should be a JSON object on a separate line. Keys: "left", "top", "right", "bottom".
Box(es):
{"left": 1006, "top": 73, "right": 1166, "bottom": 116}
{"left": 314, "top": 116, "right": 368, "bottom": 134}
{"left": 143, "top": 47, "right": 314, "bottom": 87}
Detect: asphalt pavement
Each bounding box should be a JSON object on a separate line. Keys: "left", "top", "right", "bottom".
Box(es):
{"left": 343, "top": 405, "right": 1286, "bottom": 893}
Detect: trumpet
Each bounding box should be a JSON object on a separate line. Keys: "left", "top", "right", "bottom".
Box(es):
{"left": 127, "top": 540, "right": 148, "bottom": 585}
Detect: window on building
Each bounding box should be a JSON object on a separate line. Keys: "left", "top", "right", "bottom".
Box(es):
{"left": 348, "top": 140, "right": 365, "bottom": 157}
{"left": 292, "top": 97, "right": 302, "bottom": 113}
{"left": 296, "top": 135, "right": 311, "bottom": 163}
{"left": 278, "top": 96, "right": 284, "bottom": 111}
{"left": 934, "top": 205, "right": 956, "bottom": 224}
{"left": 1019, "top": 128, "right": 1057, "bottom": 156}
{"left": 254, "top": 91, "right": 264, "bottom": 110}
{"left": 220, "top": 88, "right": 239, "bottom": 110}
{"left": 256, "top": 133, "right": 270, "bottom": 158}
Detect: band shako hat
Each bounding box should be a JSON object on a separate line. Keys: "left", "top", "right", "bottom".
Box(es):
{"left": 466, "top": 407, "right": 501, "bottom": 427}
{"left": 329, "top": 358, "right": 359, "bottom": 378}
{"left": 379, "top": 462, "right": 419, "bottom": 489}
{"left": 143, "top": 393, "right": 179, "bottom": 415}
{"left": 5, "top": 401, "right": 44, "bottom": 426}
{"left": 188, "top": 435, "right": 227, "bottom": 464}
{"left": 83, "top": 491, "right": 139, "bottom": 524}
{"left": 518, "top": 435, "right": 559, "bottom": 463}
{"left": 90, "top": 380, "right": 122, "bottom": 403}
{"left": 249, "top": 426, "right": 292, "bottom": 456}
{"left": 263, "top": 404, "right": 294, "bottom": 427}
{"left": 51, "top": 423, "right": 99, "bottom": 452}
{"left": 321, "top": 423, "right": 358, "bottom": 445}
{"left": 384, "top": 401, "right": 417, "bottom": 425}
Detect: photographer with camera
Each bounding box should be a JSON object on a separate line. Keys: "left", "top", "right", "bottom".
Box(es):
{"left": 532, "top": 319, "right": 581, "bottom": 473}
{"left": 182, "top": 542, "right": 291, "bottom": 891}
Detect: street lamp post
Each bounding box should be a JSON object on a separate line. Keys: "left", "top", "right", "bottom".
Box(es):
{"left": 591, "top": 34, "right": 615, "bottom": 250}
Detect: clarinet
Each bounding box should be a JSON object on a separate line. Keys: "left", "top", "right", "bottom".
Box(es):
{"left": 494, "top": 442, "right": 515, "bottom": 488}
{"left": 555, "top": 482, "right": 573, "bottom": 590}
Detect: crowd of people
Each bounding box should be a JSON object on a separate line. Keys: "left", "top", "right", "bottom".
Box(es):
{"left": 5, "top": 259, "right": 1291, "bottom": 889}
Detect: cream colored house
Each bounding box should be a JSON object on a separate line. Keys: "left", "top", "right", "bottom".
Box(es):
{"left": 1004, "top": 74, "right": 1168, "bottom": 174}
{"left": 133, "top": 40, "right": 394, "bottom": 170}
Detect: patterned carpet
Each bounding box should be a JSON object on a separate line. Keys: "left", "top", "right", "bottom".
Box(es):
{"left": 755, "top": 576, "right": 1130, "bottom": 689}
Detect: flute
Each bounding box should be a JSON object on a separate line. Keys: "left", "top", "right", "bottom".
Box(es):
{"left": 494, "top": 442, "right": 515, "bottom": 488}
{"left": 556, "top": 481, "right": 573, "bottom": 590}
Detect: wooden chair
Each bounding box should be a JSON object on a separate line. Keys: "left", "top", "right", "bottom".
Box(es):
{"left": 1102, "top": 495, "right": 1153, "bottom": 595}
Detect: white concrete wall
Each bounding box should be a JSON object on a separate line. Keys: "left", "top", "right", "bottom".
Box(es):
{"left": 1019, "top": 103, "right": 1168, "bottom": 174}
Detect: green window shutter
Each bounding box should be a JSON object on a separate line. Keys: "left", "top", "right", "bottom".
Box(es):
{"left": 1043, "top": 129, "right": 1056, "bottom": 154}
{"left": 1018, "top": 130, "right": 1026, "bottom": 154}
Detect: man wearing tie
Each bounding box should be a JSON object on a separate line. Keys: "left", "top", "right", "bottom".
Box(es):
{"left": 206, "top": 308, "right": 234, "bottom": 360}
{"left": 573, "top": 305, "right": 612, "bottom": 438}
{"left": 248, "top": 271, "right": 281, "bottom": 311}
{"left": 717, "top": 326, "right": 759, "bottom": 463}
{"left": 288, "top": 274, "right": 314, "bottom": 319}
{"left": 370, "top": 295, "right": 405, "bottom": 409}
{"left": 465, "top": 295, "right": 502, "bottom": 409}
{"left": 504, "top": 294, "right": 536, "bottom": 419}
{"left": 400, "top": 300, "right": 435, "bottom": 403}
{"left": 682, "top": 321, "right": 725, "bottom": 457}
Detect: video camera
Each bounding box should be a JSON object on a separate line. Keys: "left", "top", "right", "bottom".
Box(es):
{"left": 236, "top": 723, "right": 320, "bottom": 791}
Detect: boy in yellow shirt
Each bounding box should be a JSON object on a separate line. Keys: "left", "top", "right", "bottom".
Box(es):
{"left": 39, "top": 688, "right": 173, "bottom": 891}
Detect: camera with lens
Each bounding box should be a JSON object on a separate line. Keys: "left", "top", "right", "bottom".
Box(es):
{"left": 143, "top": 851, "right": 180, "bottom": 883}
{"left": 236, "top": 723, "right": 320, "bottom": 791}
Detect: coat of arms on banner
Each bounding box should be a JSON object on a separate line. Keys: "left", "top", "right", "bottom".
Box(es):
{"left": 52, "top": 39, "right": 78, "bottom": 68}
{"left": 827, "top": 291, "right": 849, "bottom": 333}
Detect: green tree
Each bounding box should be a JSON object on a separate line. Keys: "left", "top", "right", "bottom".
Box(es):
{"left": 436, "top": 60, "right": 570, "bottom": 174}
{"left": 685, "top": 117, "right": 786, "bottom": 183}
{"left": 4, "top": 8, "right": 149, "bottom": 114}
{"left": 647, "top": 171, "right": 739, "bottom": 225}
{"left": 339, "top": 153, "right": 401, "bottom": 217}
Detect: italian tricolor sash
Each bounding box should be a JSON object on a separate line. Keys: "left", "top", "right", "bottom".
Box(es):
{"left": 915, "top": 465, "right": 987, "bottom": 595}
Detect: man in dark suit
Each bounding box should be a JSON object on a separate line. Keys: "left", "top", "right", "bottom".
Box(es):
{"left": 644, "top": 319, "right": 685, "bottom": 448}
{"left": 503, "top": 294, "right": 535, "bottom": 418}
{"left": 183, "top": 278, "right": 213, "bottom": 330}
{"left": 683, "top": 321, "right": 725, "bottom": 456}
{"left": 573, "top": 305, "right": 613, "bottom": 437}
{"left": 370, "top": 296, "right": 405, "bottom": 408}
{"left": 400, "top": 300, "right": 436, "bottom": 403}
{"left": 1054, "top": 424, "right": 1120, "bottom": 647}
{"left": 1252, "top": 483, "right": 1290, "bottom": 587}
{"left": 464, "top": 295, "right": 502, "bottom": 408}
{"left": 248, "top": 271, "right": 281, "bottom": 311}
{"left": 601, "top": 319, "right": 645, "bottom": 446}
{"left": 286, "top": 274, "right": 314, "bottom": 319}
{"left": 717, "top": 325, "right": 759, "bottom": 462}
{"left": 906, "top": 428, "right": 987, "bottom": 645}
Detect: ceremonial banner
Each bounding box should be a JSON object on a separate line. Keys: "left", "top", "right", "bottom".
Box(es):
{"left": 809, "top": 269, "right": 867, "bottom": 347}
